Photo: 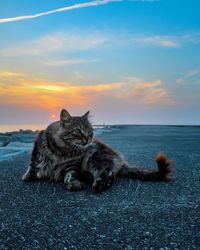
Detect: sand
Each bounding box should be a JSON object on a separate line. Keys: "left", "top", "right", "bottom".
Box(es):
{"left": 0, "top": 125, "right": 200, "bottom": 249}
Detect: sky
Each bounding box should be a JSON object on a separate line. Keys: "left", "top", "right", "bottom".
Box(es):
{"left": 0, "top": 0, "right": 200, "bottom": 125}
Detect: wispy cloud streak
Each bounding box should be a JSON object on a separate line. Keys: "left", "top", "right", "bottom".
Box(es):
{"left": 131, "top": 35, "right": 180, "bottom": 48}
{"left": 0, "top": 0, "right": 121, "bottom": 24}
{"left": 44, "top": 59, "right": 99, "bottom": 66}
{"left": 176, "top": 69, "right": 200, "bottom": 84}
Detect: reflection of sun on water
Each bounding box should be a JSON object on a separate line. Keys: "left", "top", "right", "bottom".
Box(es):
{"left": 51, "top": 114, "right": 56, "bottom": 119}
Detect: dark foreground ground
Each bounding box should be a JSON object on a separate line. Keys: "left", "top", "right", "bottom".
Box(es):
{"left": 0, "top": 125, "right": 200, "bottom": 250}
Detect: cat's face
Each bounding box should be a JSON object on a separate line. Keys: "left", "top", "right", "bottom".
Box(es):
{"left": 59, "top": 109, "right": 93, "bottom": 146}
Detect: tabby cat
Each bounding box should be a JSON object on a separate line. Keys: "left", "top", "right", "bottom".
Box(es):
{"left": 22, "top": 109, "right": 173, "bottom": 193}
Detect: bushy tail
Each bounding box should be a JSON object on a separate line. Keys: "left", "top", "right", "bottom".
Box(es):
{"left": 119, "top": 153, "right": 173, "bottom": 181}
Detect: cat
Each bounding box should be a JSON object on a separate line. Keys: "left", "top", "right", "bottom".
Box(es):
{"left": 22, "top": 109, "right": 173, "bottom": 193}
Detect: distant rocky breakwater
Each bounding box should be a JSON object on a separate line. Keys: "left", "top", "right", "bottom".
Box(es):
{"left": 0, "top": 130, "right": 38, "bottom": 161}
{"left": 0, "top": 129, "right": 38, "bottom": 147}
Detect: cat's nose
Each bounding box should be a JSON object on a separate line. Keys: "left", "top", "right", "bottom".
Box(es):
{"left": 83, "top": 136, "right": 92, "bottom": 145}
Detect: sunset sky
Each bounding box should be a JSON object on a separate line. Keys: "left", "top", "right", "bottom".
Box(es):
{"left": 0, "top": 0, "right": 200, "bottom": 125}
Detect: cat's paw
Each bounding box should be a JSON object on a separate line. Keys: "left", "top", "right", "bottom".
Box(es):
{"left": 22, "top": 170, "right": 37, "bottom": 182}
{"left": 92, "top": 171, "right": 114, "bottom": 193}
{"left": 66, "top": 180, "right": 83, "bottom": 191}
{"left": 92, "top": 179, "right": 104, "bottom": 193}
{"left": 104, "top": 171, "right": 114, "bottom": 189}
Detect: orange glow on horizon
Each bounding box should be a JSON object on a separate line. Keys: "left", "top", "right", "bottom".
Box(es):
{"left": 0, "top": 70, "right": 175, "bottom": 114}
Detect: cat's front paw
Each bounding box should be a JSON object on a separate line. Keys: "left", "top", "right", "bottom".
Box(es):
{"left": 22, "top": 169, "right": 37, "bottom": 182}
{"left": 92, "top": 179, "right": 104, "bottom": 193}
{"left": 92, "top": 172, "right": 114, "bottom": 193}
{"left": 66, "top": 180, "right": 83, "bottom": 191}
{"left": 105, "top": 171, "right": 114, "bottom": 189}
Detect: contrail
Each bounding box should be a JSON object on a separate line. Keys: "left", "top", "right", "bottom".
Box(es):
{"left": 0, "top": 0, "right": 121, "bottom": 24}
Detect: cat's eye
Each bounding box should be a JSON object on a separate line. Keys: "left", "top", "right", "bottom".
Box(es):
{"left": 88, "top": 130, "right": 93, "bottom": 137}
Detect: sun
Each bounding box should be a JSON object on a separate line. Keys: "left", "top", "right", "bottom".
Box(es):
{"left": 51, "top": 114, "right": 56, "bottom": 119}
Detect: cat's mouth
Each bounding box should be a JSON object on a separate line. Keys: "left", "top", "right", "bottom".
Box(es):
{"left": 79, "top": 141, "right": 91, "bottom": 146}
{"left": 79, "top": 137, "right": 92, "bottom": 145}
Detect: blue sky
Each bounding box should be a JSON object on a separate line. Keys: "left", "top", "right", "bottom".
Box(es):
{"left": 0, "top": 0, "right": 200, "bottom": 125}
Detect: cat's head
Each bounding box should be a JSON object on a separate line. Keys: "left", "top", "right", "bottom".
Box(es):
{"left": 59, "top": 109, "right": 93, "bottom": 146}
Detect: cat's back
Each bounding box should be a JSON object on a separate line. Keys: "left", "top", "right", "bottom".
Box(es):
{"left": 33, "top": 121, "right": 59, "bottom": 148}
{"left": 81, "top": 137, "right": 123, "bottom": 172}
{"left": 89, "top": 137, "right": 119, "bottom": 155}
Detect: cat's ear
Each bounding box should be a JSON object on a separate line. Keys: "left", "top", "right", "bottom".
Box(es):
{"left": 83, "top": 111, "right": 90, "bottom": 119}
{"left": 60, "top": 109, "right": 71, "bottom": 121}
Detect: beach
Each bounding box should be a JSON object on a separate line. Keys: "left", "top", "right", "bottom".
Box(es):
{"left": 0, "top": 125, "right": 200, "bottom": 249}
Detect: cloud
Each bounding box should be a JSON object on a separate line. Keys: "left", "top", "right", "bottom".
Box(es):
{"left": 44, "top": 59, "right": 99, "bottom": 66}
{"left": 0, "top": 70, "right": 25, "bottom": 77}
{"left": 120, "top": 32, "right": 200, "bottom": 48}
{"left": 131, "top": 35, "right": 180, "bottom": 48}
{"left": 0, "top": 32, "right": 107, "bottom": 56}
{"left": 181, "top": 32, "right": 200, "bottom": 44}
{"left": 0, "top": 73, "right": 120, "bottom": 109}
{"left": 0, "top": 32, "right": 179, "bottom": 58}
{"left": 74, "top": 71, "right": 86, "bottom": 80}
{"left": 0, "top": 70, "right": 175, "bottom": 113}
{"left": 185, "top": 69, "right": 200, "bottom": 78}
{"left": 1, "top": 30, "right": 200, "bottom": 57}
{"left": 0, "top": 0, "right": 123, "bottom": 24}
{"left": 176, "top": 69, "right": 200, "bottom": 84}
{"left": 0, "top": 69, "right": 178, "bottom": 125}
{"left": 114, "top": 79, "right": 174, "bottom": 105}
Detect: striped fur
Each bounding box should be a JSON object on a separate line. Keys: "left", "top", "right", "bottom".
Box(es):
{"left": 82, "top": 139, "right": 173, "bottom": 193}
{"left": 22, "top": 109, "right": 93, "bottom": 191}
